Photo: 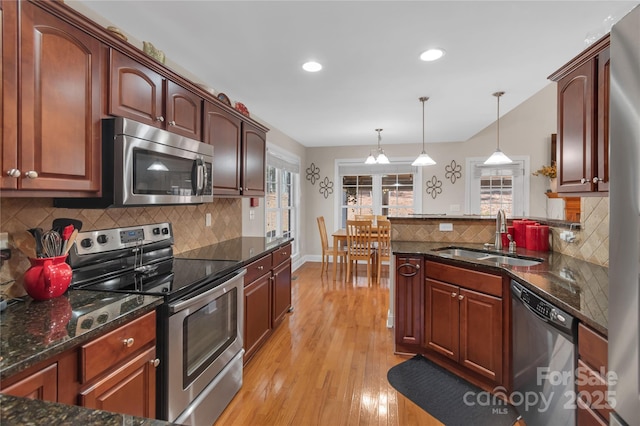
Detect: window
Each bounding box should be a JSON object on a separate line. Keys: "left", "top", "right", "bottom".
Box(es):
{"left": 337, "top": 162, "right": 421, "bottom": 228}
{"left": 465, "top": 157, "right": 530, "bottom": 217}
{"left": 265, "top": 149, "right": 299, "bottom": 255}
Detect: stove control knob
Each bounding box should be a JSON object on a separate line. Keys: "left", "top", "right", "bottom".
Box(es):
{"left": 162, "top": 227, "right": 169, "bottom": 235}
{"left": 81, "top": 238, "right": 93, "bottom": 248}
{"left": 153, "top": 227, "right": 161, "bottom": 235}
{"left": 97, "top": 234, "right": 108, "bottom": 244}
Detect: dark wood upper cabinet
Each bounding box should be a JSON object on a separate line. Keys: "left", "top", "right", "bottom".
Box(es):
{"left": 109, "top": 49, "right": 202, "bottom": 141}
{"left": 242, "top": 122, "right": 266, "bottom": 197}
{"left": 109, "top": 49, "right": 164, "bottom": 127}
{"left": 204, "top": 101, "right": 242, "bottom": 195}
{"left": 550, "top": 35, "right": 609, "bottom": 194}
{"left": 1, "top": 0, "right": 102, "bottom": 194}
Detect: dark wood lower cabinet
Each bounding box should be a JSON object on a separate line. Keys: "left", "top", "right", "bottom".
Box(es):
{"left": 243, "top": 244, "right": 292, "bottom": 364}
{"left": 80, "top": 346, "right": 156, "bottom": 418}
{"left": 244, "top": 273, "right": 272, "bottom": 362}
{"left": 395, "top": 257, "right": 424, "bottom": 350}
{"left": 1, "top": 363, "right": 58, "bottom": 402}
{"left": 396, "top": 256, "right": 508, "bottom": 390}
{"left": 272, "top": 259, "right": 292, "bottom": 328}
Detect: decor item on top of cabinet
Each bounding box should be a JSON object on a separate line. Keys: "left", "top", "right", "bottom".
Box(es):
{"left": 445, "top": 160, "right": 462, "bottom": 184}
{"left": 533, "top": 162, "right": 557, "bottom": 193}
{"left": 196, "top": 83, "right": 216, "bottom": 96}
{"left": 319, "top": 176, "right": 334, "bottom": 199}
{"left": 306, "top": 163, "right": 320, "bottom": 185}
{"left": 217, "top": 92, "right": 232, "bottom": 106}
{"left": 142, "top": 41, "right": 165, "bottom": 64}
{"left": 234, "top": 102, "right": 250, "bottom": 117}
{"left": 425, "top": 175, "right": 442, "bottom": 199}
{"left": 106, "top": 26, "right": 127, "bottom": 42}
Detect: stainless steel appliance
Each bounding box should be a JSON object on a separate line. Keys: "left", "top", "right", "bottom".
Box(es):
{"left": 55, "top": 117, "right": 213, "bottom": 208}
{"left": 609, "top": 5, "right": 640, "bottom": 425}
{"left": 511, "top": 280, "right": 576, "bottom": 426}
{"left": 69, "top": 223, "right": 245, "bottom": 425}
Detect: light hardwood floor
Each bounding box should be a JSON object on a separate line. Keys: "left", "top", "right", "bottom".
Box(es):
{"left": 215, "top": 262, "right": 442, "bottom": 426}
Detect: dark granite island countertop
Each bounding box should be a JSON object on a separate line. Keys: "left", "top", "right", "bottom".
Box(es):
{"left": 0, "top": 394, "right": 180, "bottom": 425}
{"left": 0, "top": 291, "right": 162, "bottom": 380}
{"left": 392, "top": 241, "right": 608, "bottom": 336}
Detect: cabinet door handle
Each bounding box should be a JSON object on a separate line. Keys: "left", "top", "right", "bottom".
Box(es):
{"left": 149, "top": 358, "right": 160, "bottom": 368}
{"left": 123, "top": 337, "right": 135, "bottom": 348}
{"left": 6, "top": 169, "right": 21, "bottom": 178}
{"left": 24, "top": 171, "right": 38, "bottom": 179}
{"left": 580, "top": 178, "right": 587, "bottom": 184}
{"left": 168, "top": 120, "right": 176, "bottom": 126}
{"left": 458, "top": 294, "right": 464, "bottom": 300}
{"left": 451, "top": 292, "right": 457, "bottom": 298}
{"left": 592, "top": 176, "right": 602, "bottom": 183}
{"left": 156, "top": 116, "right": 165, "bottom": 122}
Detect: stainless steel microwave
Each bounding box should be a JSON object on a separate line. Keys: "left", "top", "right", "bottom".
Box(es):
{"left": 56, "top": 117, "right": 213, "bottom": 208}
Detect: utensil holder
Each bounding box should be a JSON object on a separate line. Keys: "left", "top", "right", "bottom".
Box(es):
{"left": 23, "top": 255, "right": 72, "bottom": 301}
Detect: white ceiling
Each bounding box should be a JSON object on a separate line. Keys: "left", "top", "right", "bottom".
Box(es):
{"left": 73, "top": 1, "right": 638, "bottom": 148}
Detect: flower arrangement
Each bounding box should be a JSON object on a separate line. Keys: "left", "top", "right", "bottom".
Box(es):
{"left": 533, "top": 162, "right": 557, "bottom": 179}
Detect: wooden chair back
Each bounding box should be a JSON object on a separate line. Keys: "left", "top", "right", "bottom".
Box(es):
{"left": 354, "top": 214, "right": 374, "bottom": 222}
{"left": 376, "top": 220, "right": 392, "bottom": 260}
{"left": 376, "top": 215, "right": 388, "bottom": 222}
{"left": 317, "top": 216, "right": 329, "bottom": 251}
{"left": 346, "top": 220, "right": 373, "bottom": 259}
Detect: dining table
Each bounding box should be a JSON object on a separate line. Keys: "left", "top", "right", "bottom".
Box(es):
{"left": 331, "top": 227, "right": 380, "bottom": 281}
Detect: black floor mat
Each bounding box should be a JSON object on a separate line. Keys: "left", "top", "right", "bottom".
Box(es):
{"left": 387, "top": 355, "right": 520, "bottom": 426}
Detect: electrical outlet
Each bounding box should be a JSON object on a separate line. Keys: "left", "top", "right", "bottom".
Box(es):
{"left": 205, "top": 213, "right": 212, "bottom": 227}
{"left": 439, "top": 223, "right": 453, "bottom": 232}
{"left": 0, "top": 233, "right": 8, "bottom": 250}
{"left": 249, "top": 210, "right": 255, "bottom": 220}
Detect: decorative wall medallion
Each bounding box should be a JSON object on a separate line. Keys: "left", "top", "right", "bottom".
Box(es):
{"left": 306, "top": 163, "right": 320, "bottom": 185}
{"left": 426, "top": 175, "right": 443, "bottom": 199}
{"left": 445, "top": 160, "right": 462, "bottom": 184}
{"left": 319, "top": 177, "right": 334, "bottom": 199}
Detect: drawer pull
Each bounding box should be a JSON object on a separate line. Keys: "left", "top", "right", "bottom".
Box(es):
{"left": 150, "top": 358, "right": 160, "bottom": 368}
{"left": 451, "top": 292, "right": 457, "bottom": 298}
{"left": 458, "top": 294, "right": 464, "bottom": 300}
{"left": 156, "top": 116, "right": 164, "bottom": 122}
{"left": 257, "top": 266, "right": 264, "bottom": 271}
{"left": 123, "top": 337, "right": 135, "bottom": 348}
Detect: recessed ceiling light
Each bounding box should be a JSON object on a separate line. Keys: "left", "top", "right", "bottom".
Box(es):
{"left": 420, "top": 48, "right": 445, "bottom": 62}
{"left": 302, "top": 61, "right": 322, "bottom": 72}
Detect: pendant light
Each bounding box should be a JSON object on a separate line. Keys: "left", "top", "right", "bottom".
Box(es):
{"left": 364, "top": 129, "right": 390, "bottom": 164}
{"left": 484, "top": 91, "right": 513, "bottom": 165}
{"left": 412, "top": 96, "right": 436, "bottom": 166}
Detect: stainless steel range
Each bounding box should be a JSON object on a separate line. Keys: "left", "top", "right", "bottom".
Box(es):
{"left": 68, "top": 223, "right": 246, "bottom": 425}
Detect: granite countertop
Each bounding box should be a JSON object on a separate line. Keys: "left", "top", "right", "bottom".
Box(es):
{"left": 0, "top": 394, "right": 179, "bottom": 425}
{"left": 392, "top": 241, "right": 608, "bottom": 336}
{"left": 0, "top": 291, "right": 162, "bottom": 380}
{"left": 176, "top": 236, "right": 293, "bottom": 264}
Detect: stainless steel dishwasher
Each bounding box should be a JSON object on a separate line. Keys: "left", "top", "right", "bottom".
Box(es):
{"left": 511, "top": 280, "right": 576, "bottom": 426}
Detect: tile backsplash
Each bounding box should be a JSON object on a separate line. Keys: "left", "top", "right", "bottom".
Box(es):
{"left": 391, "top": 197, "right": 610, "bottom": 268}
{"left": 0, "top": 197, "right": 241, "bottom": 294}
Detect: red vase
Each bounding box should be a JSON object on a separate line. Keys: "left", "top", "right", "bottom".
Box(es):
{"left": 23, "top": 255, "right": 72, "bottom": 301}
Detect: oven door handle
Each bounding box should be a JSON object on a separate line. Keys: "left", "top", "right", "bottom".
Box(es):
{"left": 168, "top": 269, "right": 246, "bottom": 314}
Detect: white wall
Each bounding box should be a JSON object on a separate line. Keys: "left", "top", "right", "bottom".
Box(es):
{"left": 300, "top": 84, "right": 558, "bottom": 259}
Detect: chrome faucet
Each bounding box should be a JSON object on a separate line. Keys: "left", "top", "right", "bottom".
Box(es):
{"left": 495, "top": 209, "right": 506, "bottom": 250}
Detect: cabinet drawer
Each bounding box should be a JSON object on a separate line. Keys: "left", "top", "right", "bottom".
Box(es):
{"left": 244, "top": 254, "right": 271, "bottom": 284}
{"left": 425, "top": 261, "right": 502, "bottom": 297}
{"left": 578, "top": 323, "right": 608, "bottom": 371}
{"left": 80, "top": 311, "right": 156, "bottom": 383}
{"left": 577, "top": 359, "right": 612, "bottom": 422}
{"left": 272, "top": 244, "right": 291, "bottom": 268}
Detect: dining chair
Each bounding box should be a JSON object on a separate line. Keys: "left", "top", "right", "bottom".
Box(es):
{"left": 317, "top": 216, "right": 346, "bottom": 276}
{"left": 375, "top": 220, "right": 391, "bottom": 284}
{"left": 354, "top": 214, "right": 374, "bottom": 222}
{"left": 376, "top": 215, "right": 388, "bottom": 222}
{"left": 346, "top": 220, "right": 375, "bottom": 284}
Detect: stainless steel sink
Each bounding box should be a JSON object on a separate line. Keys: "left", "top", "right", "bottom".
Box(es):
{"left": 435, "top": 247, "right": 543, "bottom": 266}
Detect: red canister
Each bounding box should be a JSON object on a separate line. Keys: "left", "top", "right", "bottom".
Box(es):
{"left": 526, "top": 225, "right": 540, "bottom": 251}
{"left": 537, "top": 225, "right": 550, "bottom": 251}
{"left": 513, "top": 220, "right": 537, "bottom": 249}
